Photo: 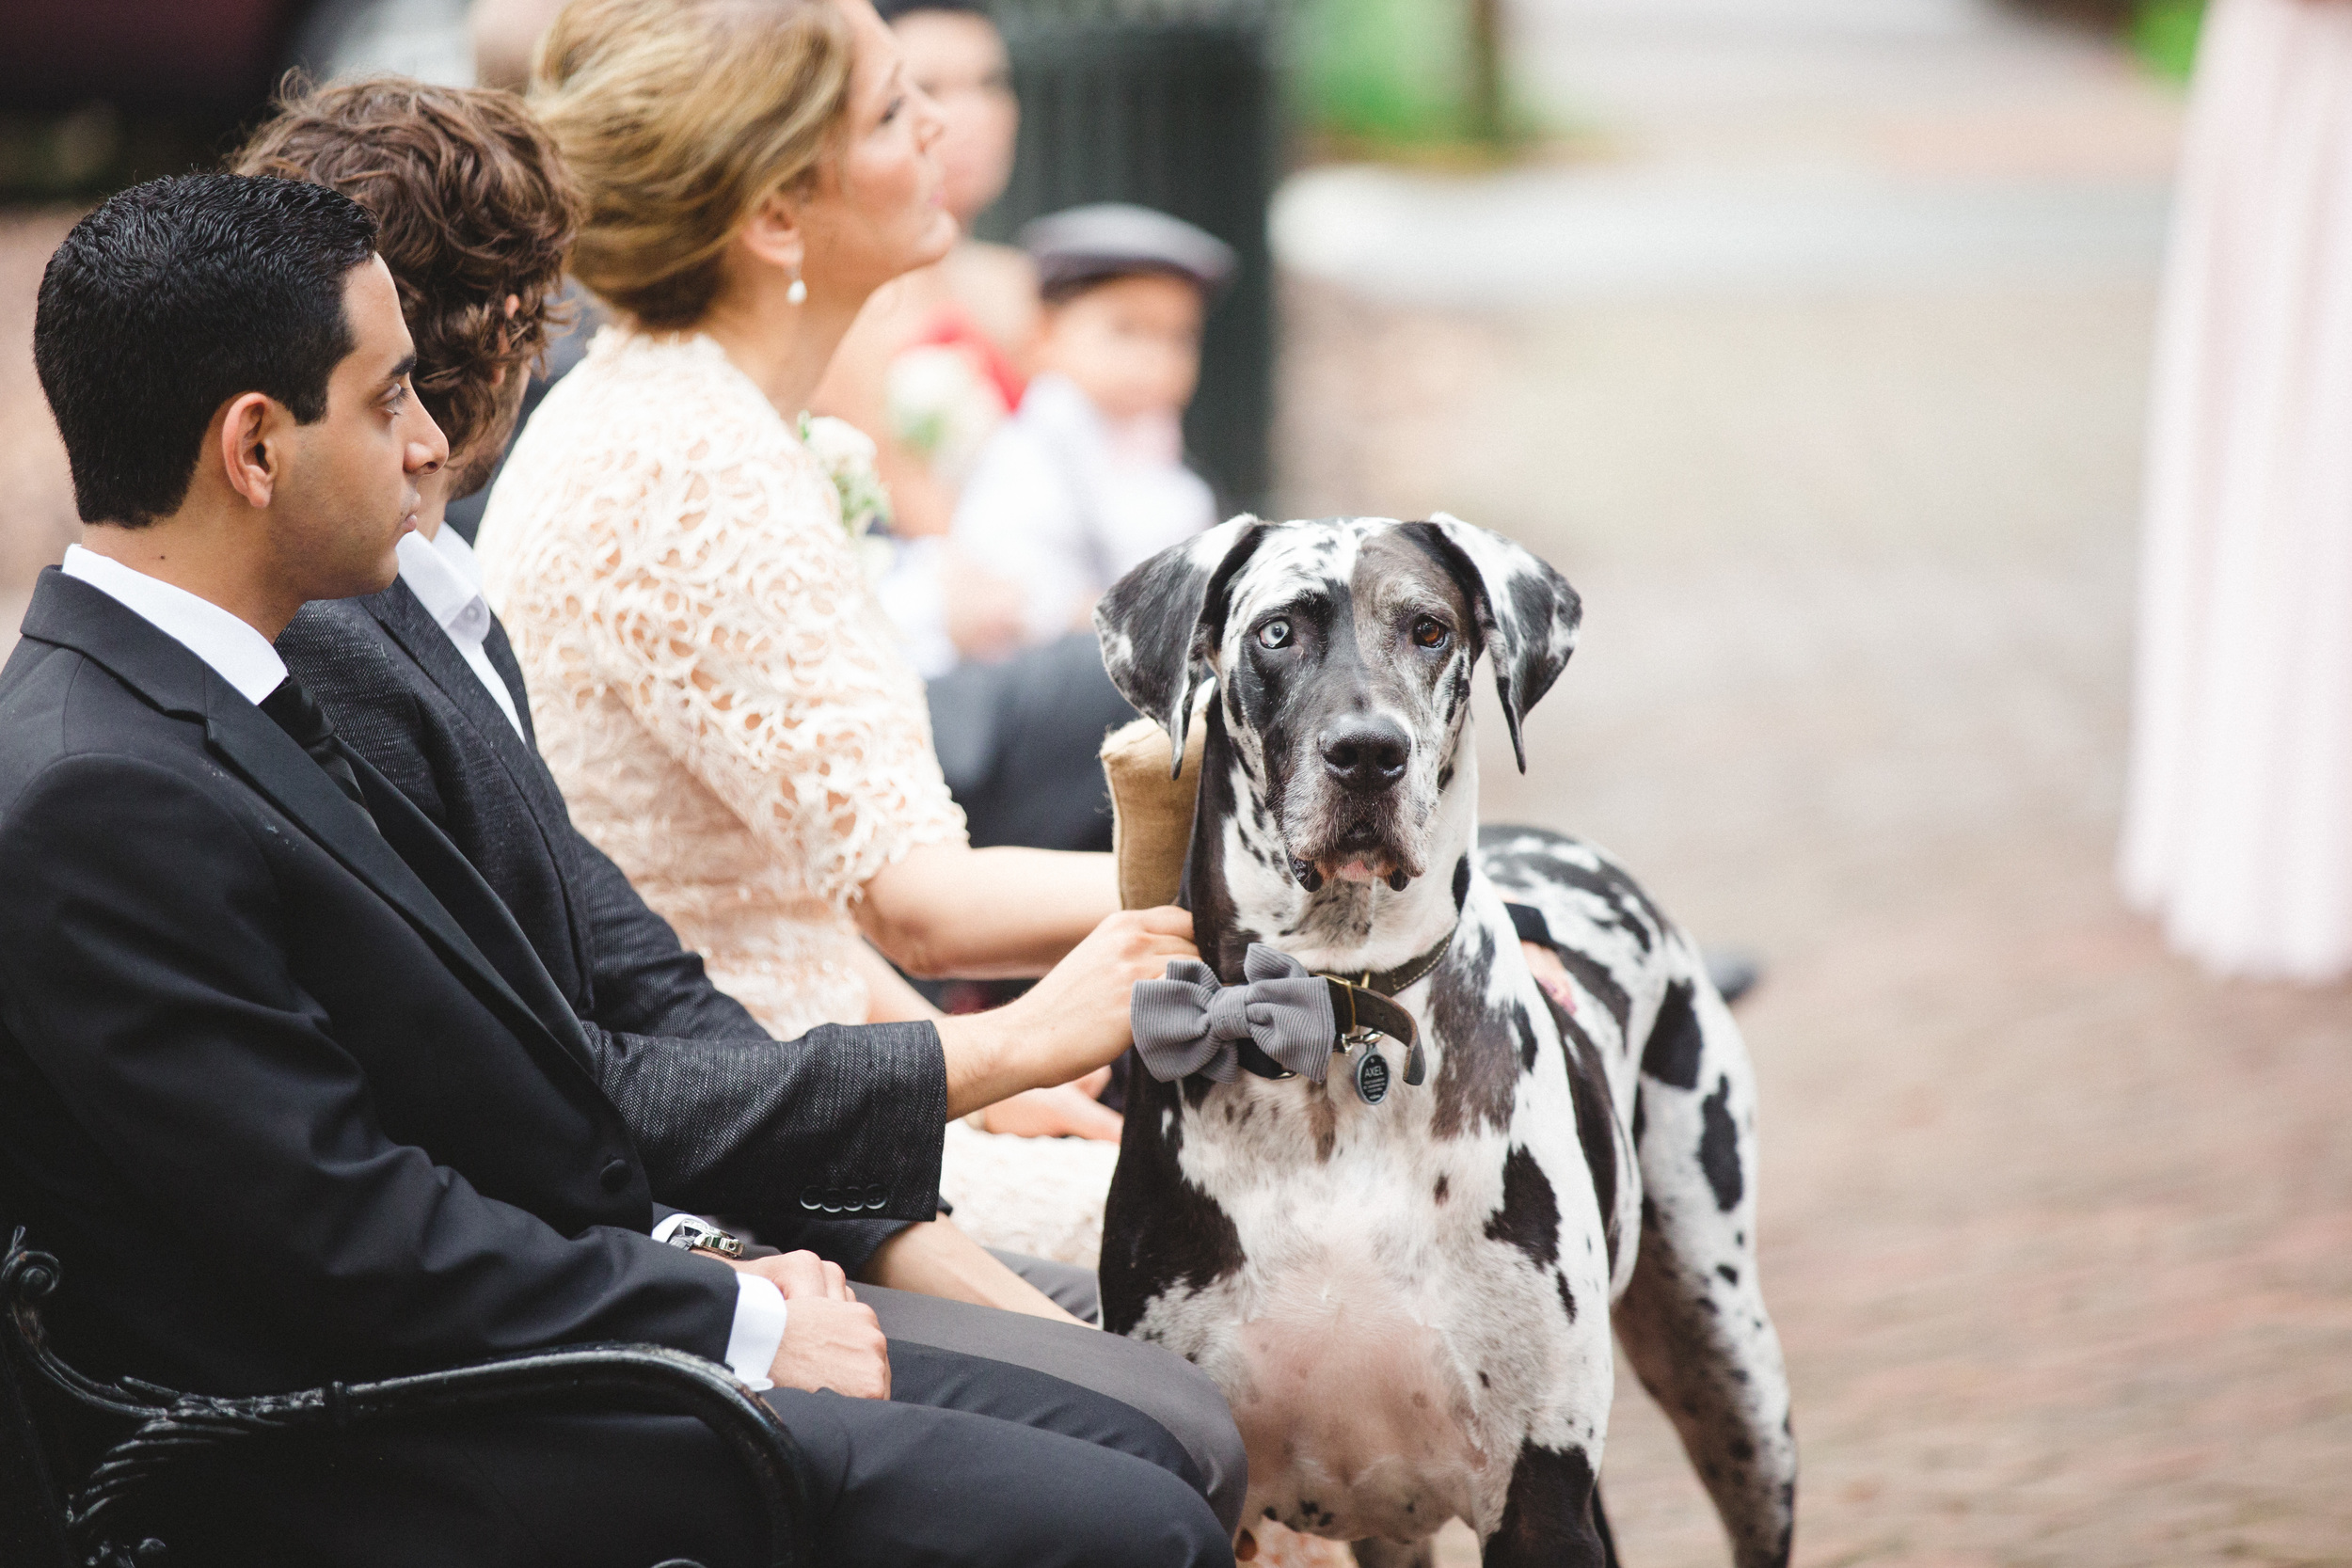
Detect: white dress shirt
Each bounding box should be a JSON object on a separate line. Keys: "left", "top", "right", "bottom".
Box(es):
{"left": 61, "top": 544, "right": 286, "bottom": 704}
{"left": 395, "top": 526, "right": 525, "bottom": 739}
{"left": 58, "top": 543, "right": 787, "bottom": 1390}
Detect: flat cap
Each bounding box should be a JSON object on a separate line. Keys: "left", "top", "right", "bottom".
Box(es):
{"left": 1019, "top": 202, "right": 1236, "bottom": 295}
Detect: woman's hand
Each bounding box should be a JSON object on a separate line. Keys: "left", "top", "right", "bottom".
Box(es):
{"left": 979, "top": 1068, "right": 1121, "bottom": 1141}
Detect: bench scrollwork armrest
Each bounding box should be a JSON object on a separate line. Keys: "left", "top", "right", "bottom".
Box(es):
{"left": 3, "top": 1229, "right": 813, "bottom": 1568}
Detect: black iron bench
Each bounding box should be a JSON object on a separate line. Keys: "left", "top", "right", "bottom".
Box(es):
{"left": 0, "top": 1228, "right": 814, "bottom": 1568}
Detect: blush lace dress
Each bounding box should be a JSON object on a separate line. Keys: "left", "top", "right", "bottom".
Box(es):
{"left": 474, "top": 326, "right": 1116, "bottom": 1263}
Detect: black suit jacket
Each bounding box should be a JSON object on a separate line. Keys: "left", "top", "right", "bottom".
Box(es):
{"left": 278, "top": 580, "right": 937, "bottom": 1263}
{"left": 0, "top": 572, "right": 930, "bottom": 1395}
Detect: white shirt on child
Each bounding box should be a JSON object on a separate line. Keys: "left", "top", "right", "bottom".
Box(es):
{"left": 882, "top": 372, "right": 1217, "bottom": 676}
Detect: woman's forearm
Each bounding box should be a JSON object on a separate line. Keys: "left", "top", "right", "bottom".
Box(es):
{"left": 855, "top": 841, "right": 1118, "bottom": 978}
{"left": 853, "top": 941, "right": 945, "bottom": 1022}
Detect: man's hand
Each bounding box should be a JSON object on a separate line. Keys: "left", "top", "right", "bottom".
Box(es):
{"left": 729, "top": 1250, "right": 890, "bottom": 1399}
{"left": 936, "top": 906, "right": 1195, "bottom": 1118}
{"left": 732, "top": 1248, "right": 855, "bottom": 1303}
{"left": 768, "top": 1296, "right": 890, "bottom": 1399}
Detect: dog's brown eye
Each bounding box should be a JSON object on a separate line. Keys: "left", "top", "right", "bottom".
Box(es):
{"left": 1412, "top": 617, "right": 1450, "bottom": 650}
{"left": 1258, "top": 620, "right": 1292, "bottom": 650}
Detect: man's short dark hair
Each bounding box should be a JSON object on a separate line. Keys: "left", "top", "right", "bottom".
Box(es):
{"left": 33, "top": 172, "right": 381, "bottom": 528}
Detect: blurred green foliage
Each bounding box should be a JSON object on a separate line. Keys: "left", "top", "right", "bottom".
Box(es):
{"left": 2132, "top": 0, "right": 2205, "bottom": 83}
{"left": 1292, "top": 0, "right": 1498, "bottom": 149}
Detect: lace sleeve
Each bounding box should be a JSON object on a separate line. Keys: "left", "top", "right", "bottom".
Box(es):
{"left": 564, "top": 425, "right": 965, "bottom": 911}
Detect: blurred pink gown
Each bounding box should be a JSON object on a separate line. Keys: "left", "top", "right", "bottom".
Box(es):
{"left": 2122, "top": 0, "right": 2352, "bottom": 979}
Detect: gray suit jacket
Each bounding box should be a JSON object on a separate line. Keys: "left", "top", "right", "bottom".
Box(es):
{"left": 278, "top": 579, "right": 934, "bottom": 1262}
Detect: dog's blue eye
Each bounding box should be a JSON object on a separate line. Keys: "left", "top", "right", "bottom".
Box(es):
{"left": 1412, "top": 617, "right": 1450, "bottom": 650}
{"left": 1258, "top": 620, "right": 1291, "bottom": 650}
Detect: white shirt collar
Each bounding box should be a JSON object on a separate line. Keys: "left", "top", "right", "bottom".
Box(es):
{"left": 60, "top": 544, "right": 287, "bottom": 705}
{"left": 394, "top": 525, "right": 526, "bottom": 740}
{"left": 396, "top": 527, "right": 492, "bottom": 648}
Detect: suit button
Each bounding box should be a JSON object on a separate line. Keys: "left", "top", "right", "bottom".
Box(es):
{"left": 800, "top": 1185, "right": 822, "bottom": 1211}
{"left": 821, "top": 1187, "right": 842, "bottom": 1212}
{"left": 865, "top": 1184, "right": 885, "bottom": 1211}
{"left": 598, "top": 1158, "right": 630, "bottom": 1195}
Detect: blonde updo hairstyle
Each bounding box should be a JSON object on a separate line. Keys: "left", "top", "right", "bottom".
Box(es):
{"left": 532, "top": 0, "right": 854, "bottom": 328}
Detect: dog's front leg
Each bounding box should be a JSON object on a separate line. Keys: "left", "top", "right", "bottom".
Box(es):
{"left": 1478, "top": 1442, "right": 1614, "bottom": 1568}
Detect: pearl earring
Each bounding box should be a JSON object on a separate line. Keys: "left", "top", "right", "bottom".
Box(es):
{"left": 787, "top": 272, "right": 808, "bottom": 306}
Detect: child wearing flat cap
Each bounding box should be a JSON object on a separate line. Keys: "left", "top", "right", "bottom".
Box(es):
{"left": 909, "top": 203, "right": 1233, "bottom": 668}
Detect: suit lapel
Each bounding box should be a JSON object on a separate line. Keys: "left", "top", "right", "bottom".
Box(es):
{"left": 480, "top": 617, "right": 537, "bottom": 749}
{"left": 365, "top": 584, "right": 572, "bottom": 837}
{"left": 362, "top": 582, "right": 598, "bottom": 990}
{"left": 202, "top": 684, "right": 598, "bottom": 1084}
{"left": 28, "top": 571, "right": 598, "bottom": 1083}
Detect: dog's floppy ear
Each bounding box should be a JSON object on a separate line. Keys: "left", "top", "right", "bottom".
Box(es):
{"left": 1398, "top": 512, "right": 1581, "bottom": 773}
{"left": 1095, "top": 515, "right": 1268, "bottom": 777}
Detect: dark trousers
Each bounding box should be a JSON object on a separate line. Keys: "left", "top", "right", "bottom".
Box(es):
{"left": 153, "top": 1290, "right": 1241, "bottom": 1568}
{"left": 927, "top": 632, "right": 1136, "bottom": 853}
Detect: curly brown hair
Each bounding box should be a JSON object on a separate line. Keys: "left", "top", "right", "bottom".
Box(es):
{"left": 233, "top": 76, "right": 584, "bottom": 475}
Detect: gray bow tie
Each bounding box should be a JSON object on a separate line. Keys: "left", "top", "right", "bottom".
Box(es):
{"left": 1131, "top": 943, "right": 1339, "bottom": 1085}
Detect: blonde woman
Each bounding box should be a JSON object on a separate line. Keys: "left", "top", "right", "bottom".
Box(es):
{"left": 476, "top": 0, "right": 1135, "bottom": 1267}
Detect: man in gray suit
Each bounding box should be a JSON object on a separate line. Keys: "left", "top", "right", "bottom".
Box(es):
{"left": 241, "top": 78, "right": 1244, "bottom": 1526}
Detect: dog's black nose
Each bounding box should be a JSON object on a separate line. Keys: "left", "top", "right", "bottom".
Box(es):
{"left": 1320, "top": 714, "right": 1411, "bottom": 793}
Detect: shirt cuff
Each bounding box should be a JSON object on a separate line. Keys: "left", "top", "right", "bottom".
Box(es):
{"left": 648, "top": 1212, "right": 691, "bottom": 1244}
{"left": 726, "top": 1272, "right": 788, "bottom": 1392}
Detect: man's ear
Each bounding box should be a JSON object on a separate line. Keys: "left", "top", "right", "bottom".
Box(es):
{"left": 1094, "top": 514, "right": 1268, "bottom": 777}
{"left": 1396, "top": 512, "right": 1581, "bottom": 773}
{"left": 215, "top": 391, "right": 281, "bottom": 510}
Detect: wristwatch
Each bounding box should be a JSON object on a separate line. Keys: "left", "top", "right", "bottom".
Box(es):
{"left": 660, "top": 1217, "right": 745, "bottom": 1259}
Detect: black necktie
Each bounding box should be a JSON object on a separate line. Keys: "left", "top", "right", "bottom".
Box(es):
{"left": 260, "top": 675, "right": 372, "bottom": 816}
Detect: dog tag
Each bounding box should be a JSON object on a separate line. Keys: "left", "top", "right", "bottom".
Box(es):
{"left": 1404, "top": 1038, "right": 1426, "bottom": 1087}
{"left": 1354, "top": 1046, "right": 1391, "bottom": 1105}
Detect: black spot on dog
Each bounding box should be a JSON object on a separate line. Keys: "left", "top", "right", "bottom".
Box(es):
{"left": 1453, "top": 853, "right": 1471, "bottom": 911}
{"left": 1479, "top": 828, "right": 1667, "bottom": 958}
{"left": 1098, "top": 1074, "right": 1245, "bottom": 1334}
{"left": 1552, "top": 945, "right": 1630, "bottom": 1033}
{"left": 1546, "top": 990, "right": 1621, "bottom": 1276}
{"left": 1515, "top": 1006, "right": 1541, "bottom": 1071}
{"left": 1699, "top": 1073, "right": 1743, "bottom": 1212}
{"left": 1555, "top": 1270, "right": 1578, "bottom": 1323}
{"left": 1717, "top": 1263, "right": 1740, "bottom": 1286}
{"left": 1641, "top": 979, "right": 1704, "bottom": 1090}
{"left": 1434, "top": 1173, "right": 1450, "bottom": 1204}
{"left": 1484, "top": 1145, "right": 1560, "bottom": 1269}
{"left": 1630, "top": 1095, "right": 1646, "bottom": 1149}
{"left": 1479, "top": 1370, "right": 1490, "bottom": 1388}
{"left": 1430, "top": 924, "right": 1517, "bottom": 1137}
{"left": 1485, "top": 1443, "right": 1609, "bottom": 1568}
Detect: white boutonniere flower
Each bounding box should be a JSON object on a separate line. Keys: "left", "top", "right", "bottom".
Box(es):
{"left": 799, "top": 412, "right": 896, "bottom": 582}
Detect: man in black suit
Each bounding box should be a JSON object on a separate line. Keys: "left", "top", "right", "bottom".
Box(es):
{"left": 241, "top": 77, "right": 1113, "bottom": 1324}
{"left": 0, "top": 173, "right": 1232, "bottom": 1567}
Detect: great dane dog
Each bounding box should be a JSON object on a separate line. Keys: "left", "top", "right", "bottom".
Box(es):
{"left": 1092, "top": 514, "right": 1797, "bottom": 1568}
